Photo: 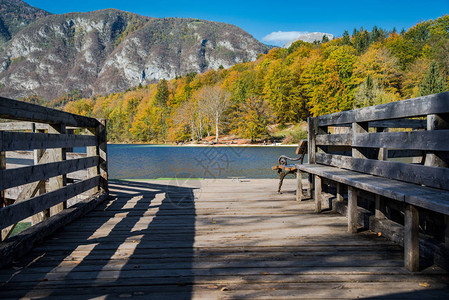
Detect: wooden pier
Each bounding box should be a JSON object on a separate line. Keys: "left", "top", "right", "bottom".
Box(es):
{"left": 0, "top": 179, "right": 448, "bottom": 299}
{"left": 1, "top": 95, "right": 449, "bottom": 299}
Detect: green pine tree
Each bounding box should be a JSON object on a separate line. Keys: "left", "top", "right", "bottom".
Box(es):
{"left": 155, "top": 79, "right": 169, "bottom": 107}
{"left": 419, "top": 62, "right": 447, "bottom": 96}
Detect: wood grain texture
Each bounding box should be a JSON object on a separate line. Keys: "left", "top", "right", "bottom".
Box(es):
{"left": 0, "top": 176, "right": 100, "bottom": 230}
{"left": 0, "top": 156, "right": 99, "bottom": 190}
{"left": 315, "top": 133, "right": 351, "bottom": 146}
{"left": 0, "top": 179, "right": 447, "bottom": 299}
{"left": 0, "top": 96, "right": 99, "bottom": 128}
{"left": 0, "top": 131, "right": 98, "bottom": 151}
{"left": 352, "top": 130, "right": 449, "bottom": 151}
{"left": 317, "top": 91, "right": 449, "bottom": 126}
{"left": 315, "top": 153, "right": 449, "bottom": 190}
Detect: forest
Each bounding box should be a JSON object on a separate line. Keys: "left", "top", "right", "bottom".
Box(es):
{"left": 55, "top": 15, "right": 449, "bottom": 143}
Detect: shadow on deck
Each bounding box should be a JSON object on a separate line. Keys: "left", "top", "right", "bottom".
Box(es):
{"left": 0, "top": 179, "right": 449, "bottom": 299}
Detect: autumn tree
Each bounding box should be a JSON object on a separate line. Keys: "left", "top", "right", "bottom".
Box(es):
{"left": 197, "top": 85, "right": 231, "bottom": 143}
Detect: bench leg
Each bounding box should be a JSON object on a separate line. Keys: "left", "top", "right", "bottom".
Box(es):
{"left": 314, "top": 175, "right": 322, "bottom": 213}
{"left": 296, "top": 171, "right": 302, "bottom": 202}
{"left": 336, "top": 183, "right": 344, "bottom": 202}
{"left": 405, "top": 204, "right": 419, "bottom": 272}
{"left": 445, "top": 215, "right": 449, "bottom": 249}
{"left": 277, "top": 171, "right": 287, "bottom": 194}
{"left": 348, "top": 186, "right": 357, "bottom": 233}
{"left": 375, "top": 195, "right": 386, "bottom": 219}
{"left": 306, "top": 174, "right": 313, "bottom": 199}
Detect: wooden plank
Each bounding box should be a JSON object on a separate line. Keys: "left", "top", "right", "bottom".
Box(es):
{"left": 332, "top": 119, "right": 427, "bottom": 129}
{"left": 0, "top": 176, "right": 100, "bottom": 230}
{"left": 317, "top": 92, "right": 449, "bottom": 126}
{"left": 0, "top": 96, "right": 99, "bottom": 128}
{"left": 348, "top": 186, "right": 358, "bottom": 233}
{"left": 0, "top": 156, "right": 99, "bottom": 190}
{"left": 0, "top": 131, "right": 98, "bottom": 151}
{"left": 0, "top": 122, "right": 48, "bottom": 131}
{"left": 314, "top": 175, "right": 321, "bottom": 213}
{"left": 353, "top": 130, "right": 449, "bottom": 151}
{"left": 315, "top": 153, "right": 449, "bottom": 190}
{"left": 0, "top": 192, "right": 108, "bottom": 269}
{"left": 315, "top": 133, "right": 351, "bottom": 146}
{"left": 6, "top": 151, "right": 87, "bottom": 160}
{"left": 404, "top": 204, "right": 419, "bottom": 272}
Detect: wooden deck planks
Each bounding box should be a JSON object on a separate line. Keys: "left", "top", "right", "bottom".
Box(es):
{"left": 0, "top": 179, "right": 448, "bottom": 299}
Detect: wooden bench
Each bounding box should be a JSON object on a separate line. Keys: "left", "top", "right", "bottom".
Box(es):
{"left": 295, "top": 92, "right": 449, "bottom": 272}
{"left": 272, "top": 140, "right": 307, "bottom": 198}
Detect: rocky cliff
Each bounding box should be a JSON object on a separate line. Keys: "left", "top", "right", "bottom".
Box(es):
{"left": 0, "top": 5, "right": 269, "bottom": 100}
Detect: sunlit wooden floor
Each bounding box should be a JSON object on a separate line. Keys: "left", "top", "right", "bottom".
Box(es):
{"left": 1, "top": 179, "right": 448, "bottom": 299}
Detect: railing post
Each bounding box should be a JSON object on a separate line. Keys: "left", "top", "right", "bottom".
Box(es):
{"left": 32, "top": 127, "right": 48, "bottom": 225}
{"left": 48, "top": 124, "right": 67, "bottom": 216}
{"left": 87, "top": 119, "right": 108, "bottom": 195}
{"left": 1, "top": 151, "right": 6, "bottom": 241}
{"left": 307, "top": 117, "right": 317, "bottom": 164}
{"left": 99, "top": 119, "right": 108, "bottom": 194}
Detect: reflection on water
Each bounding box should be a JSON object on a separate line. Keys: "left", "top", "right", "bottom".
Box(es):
{"left": 108, "top": 144, "right": 300, "bottom": 179}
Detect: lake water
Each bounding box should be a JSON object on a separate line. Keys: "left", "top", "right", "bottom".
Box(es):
{"left": 108, "top": 144, "right": 300, "bottom": 179}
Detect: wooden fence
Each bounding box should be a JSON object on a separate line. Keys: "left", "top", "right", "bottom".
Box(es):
{"left": 0, "top": 96, "right": 108, "bottom": 242}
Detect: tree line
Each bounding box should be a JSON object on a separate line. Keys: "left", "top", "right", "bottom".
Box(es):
{"left": 60, "top": 15, "right": 449, "bottom": 143}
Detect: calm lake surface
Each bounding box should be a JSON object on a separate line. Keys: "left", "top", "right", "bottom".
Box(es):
{"left": 108, "top": 144, "right": 299, "bottom": 179}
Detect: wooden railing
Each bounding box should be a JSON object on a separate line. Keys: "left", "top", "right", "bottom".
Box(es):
{"left": 0, "top": 96, "right": 108, "bottom": 242}
{"left": 298, "top": 92, "right": 449, "bottom": 271}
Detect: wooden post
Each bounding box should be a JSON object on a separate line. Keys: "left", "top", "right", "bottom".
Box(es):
{"left": 296, "top": 171, "right": 302, "bottom": 202}
{"left": 307, "top": 117, "right": 317, "bottom": 164}
{"left": 404, "top": 204, "right": 419, "bottom": 272}
{"left": 336, "top": 183, "right": 344, "bottom": 202}
{"left": 98, "top": 119, "right": 108, "bottom": 194}
{"left": 375, "top": 195, "right": 386, "bottom": 219}
{"left": 377, "top": 127, "right": 388, "bottom": 160}
{"left": 32, "top": 129, "right": 48, "bottom": 225}
{"left": 87, "top": 119, "right": 108, "bottom": 195}
{"left": 352, "top": 122, "right": 369, "bottom": 159}
{"left": 87, "top": 127, "right": 99, "bottom": 196}
{"left": 445, "top": 215, "right": 449, "bottom": 249}
{"left": 1, "top": 151, "right": 7, "bottom": 241}
{"left": 314, "top": 175, "right": 322, "bottom": 213}
{"left": 348, "top": 186, "right": 358, "bottom": 233}
{"left": 48, "top": 124, "right": 67, "bottom": 216}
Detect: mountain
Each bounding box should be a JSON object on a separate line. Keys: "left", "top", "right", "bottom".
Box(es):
{"left": 0, "top": 4, "right": 269, "bottom": 100}
{"left": 284, "top": 32, "right": 334, "bottom": 48}
{"left": 0, "top": 0, "right": 50, "bottom": 50}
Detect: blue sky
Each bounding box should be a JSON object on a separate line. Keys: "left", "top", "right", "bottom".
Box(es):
{"left": 27, "top": 0, "right": 449, "bottom": 46}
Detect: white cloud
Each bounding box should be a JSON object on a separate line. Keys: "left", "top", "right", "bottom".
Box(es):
{"left": 262, "top": 31, "right": 308, "bottom": 46}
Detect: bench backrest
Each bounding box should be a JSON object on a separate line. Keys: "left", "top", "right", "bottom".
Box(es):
{"left": 307, "top": 92, "right": 449, "bottom": 191}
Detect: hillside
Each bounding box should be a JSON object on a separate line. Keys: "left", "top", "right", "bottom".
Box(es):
{"left": 0, "top": 0, "right": 50, "bottom": 50}
{"left": 63, "top": 15, "right": 449, "bottom": 144}
{"left": 0, "top": 6, "right": 269, "bottom": 100}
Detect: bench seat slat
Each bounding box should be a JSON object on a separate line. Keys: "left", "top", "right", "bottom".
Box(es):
{"left": 316, "top": 153, "right": 449, "bottom": 190}
{"left": 296, "top": 164, "right": 449, "bottom": 215}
